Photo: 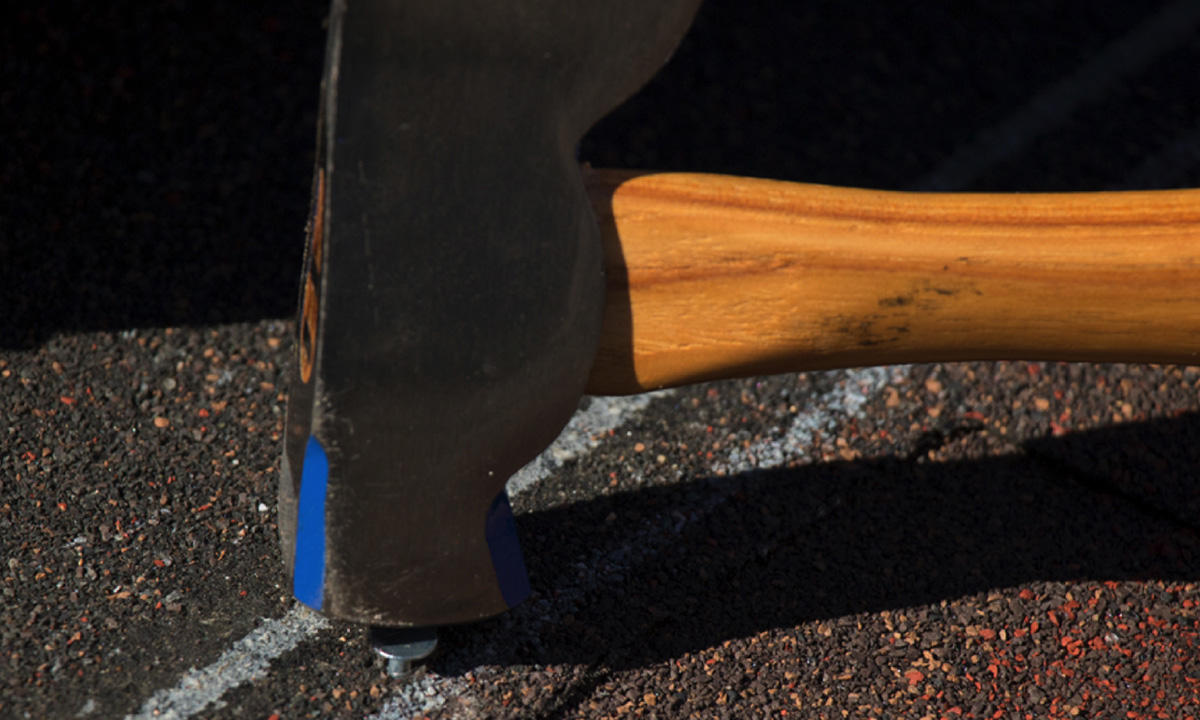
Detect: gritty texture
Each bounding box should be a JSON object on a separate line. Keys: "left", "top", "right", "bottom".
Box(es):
{"left": 4, "top": 0, "right": 1200, "bottom": 719}
{"left": 0, "top": 325, "right": 296, "bottom": 718}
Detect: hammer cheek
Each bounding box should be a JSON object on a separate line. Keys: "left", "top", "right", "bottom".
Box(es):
{"left": 279, "top": 0, "right": 703, "bottom": 627}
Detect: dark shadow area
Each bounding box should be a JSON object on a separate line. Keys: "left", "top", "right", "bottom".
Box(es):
{"left": 581, "top": 170, "right": 638, "bottom": 395}
{"left": 5, "top": 1, "right": 1194, "bottom": 348}
{"left": 437, "top": 412, "right": 1200, "bottom": 674}
{"left": 1, "top": 1, "right": 327, "bottom": 348}
{"left": 580, "top": 0, "right": 1193, "bottom": 191}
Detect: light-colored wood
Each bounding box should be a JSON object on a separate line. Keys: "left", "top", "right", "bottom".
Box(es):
{"left": 583, "top": 169, "right": 1200, "bottom": 395}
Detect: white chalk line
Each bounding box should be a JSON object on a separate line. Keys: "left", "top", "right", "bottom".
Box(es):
{"left": 913, "top": 0, "right": 1200, "bottom": 192}
{"left": 718, "top": 367, "right": 901, "bottom": 476}
{"left": 127, "top": 4, "right": 1200, "bottom": 715}
{"left": 369, "top": 492, "right": 740, "bottom": 720}
{"left": 506, "top": 392, "right": 670, "bottom": 496}
{"left": 368, "top": 367, "right": 905, "bottom": 720}
{"left": 372, "top": 8, "right": 1200, "bottom": 709}
{"left": 123, "top": 607, "right": 330, "bottom": 720}
{"left": 121, "top": 394, "right": 667, "bottom": 720}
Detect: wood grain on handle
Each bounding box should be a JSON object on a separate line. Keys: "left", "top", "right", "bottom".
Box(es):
{"left": 583, "top": 169, "right": 1200, "bottom": 396}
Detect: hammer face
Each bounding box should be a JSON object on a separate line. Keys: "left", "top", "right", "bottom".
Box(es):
{"left": 280, "top": 0, "right": 701, "bottom": 627}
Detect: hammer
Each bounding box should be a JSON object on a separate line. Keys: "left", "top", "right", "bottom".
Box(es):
{"left": 279, "top": 0, "right": 1200, "bottom": 663}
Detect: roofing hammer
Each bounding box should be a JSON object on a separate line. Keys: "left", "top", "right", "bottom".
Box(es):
{"left": 280, "top": 0, "right": 1200, "bottom": 667}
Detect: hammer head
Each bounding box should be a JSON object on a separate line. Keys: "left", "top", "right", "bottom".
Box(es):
{"left": 279, "top": 0, "right": 701, "bottom": 626}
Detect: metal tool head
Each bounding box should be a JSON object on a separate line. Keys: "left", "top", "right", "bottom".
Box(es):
{"left": 279, "top": 0, "right": 702, "bottom": 627}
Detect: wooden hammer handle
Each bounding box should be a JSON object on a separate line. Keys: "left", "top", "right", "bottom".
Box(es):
{"left": 583, "top": 169, "right": 1200, "bottom": 395}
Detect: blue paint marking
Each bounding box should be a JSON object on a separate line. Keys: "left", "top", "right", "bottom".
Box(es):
{"left": 485, "top": 492, "right": 531, "bottom": 608}
{"left": 293, "top": 435, "right": 329, "bottom": 610}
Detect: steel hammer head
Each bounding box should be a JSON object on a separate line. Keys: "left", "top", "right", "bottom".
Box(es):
{"left": 279, "top": 0, "right": 702, "bottom": 627}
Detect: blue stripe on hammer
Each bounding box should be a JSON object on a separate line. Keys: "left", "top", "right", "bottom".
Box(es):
{"left": 485, "top": 492, "right": 531, "bottom": 608}
{"left": 293, "top": 435, "right": 329, "bottom": 610}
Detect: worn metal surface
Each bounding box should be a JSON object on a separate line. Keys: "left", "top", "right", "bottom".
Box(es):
{"left": 4, "top": 0, "right": 1200, "bottom": 718}
{"left": 370, "top": 626, "right": 438, "bottom": 677}
{"left": 278, "top": 0, "right": 702, "bottom": 626}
